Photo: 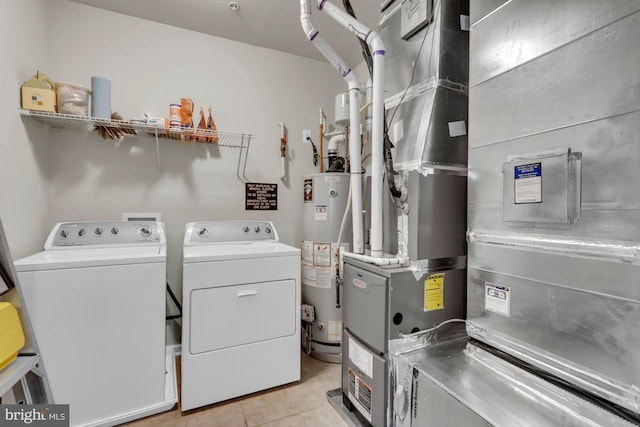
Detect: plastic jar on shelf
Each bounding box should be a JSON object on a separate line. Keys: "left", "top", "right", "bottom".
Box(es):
{"left": 55, "top": 82, "right": 90, "bottom": 116}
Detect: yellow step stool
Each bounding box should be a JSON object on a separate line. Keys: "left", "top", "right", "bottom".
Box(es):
{"left": 0, "top": 302, "right": 25, "bottom": 370}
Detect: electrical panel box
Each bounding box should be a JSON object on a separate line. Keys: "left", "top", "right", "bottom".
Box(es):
{"left": 301, "top": 304, "right": 315, "bottom": 323}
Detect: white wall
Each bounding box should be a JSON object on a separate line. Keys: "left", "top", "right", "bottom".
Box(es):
{"left": 40, "top": 1, "right": 346, "bottom": 339}
{"left": 0, "top": 0, "right": 52, "bottom": 259}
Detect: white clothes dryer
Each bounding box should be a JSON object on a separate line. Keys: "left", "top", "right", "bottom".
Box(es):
{"left": 14, "top": 221, "right": 177, "bottom": 427}
{"left": 181, "top": 220, "right": 301, "bottom": 411}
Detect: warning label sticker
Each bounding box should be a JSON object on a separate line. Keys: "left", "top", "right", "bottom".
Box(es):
{"left": 302, "top": 264, "right": 332, "bottom": 288}
{"left": 315, "top": 205, "right": 327, "bottom": 221}
{"left": 348, "top": 368, "right": 372, "bottom": 422}
{"left": 328, "top": 320, "right": 342, "bottom": 342}
{"left": 514, "top": 162, "right": 542, "bottom": 204}
{"left": 349, "top": 337, "right": 373, "bottom": 378}
{"left": 424, "top": 273, "right": 445, "bottom": 312}
{"left": 485, "top": 282, "right": 510, "bottom": 317}
{"left": 304, "top": 178, "right": 313, "bottom": 202}
{"left": 313, "top": 242, "right": 331, "bottom": 267}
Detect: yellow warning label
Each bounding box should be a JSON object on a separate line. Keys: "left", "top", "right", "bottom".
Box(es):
{"left": 424, "top": 273, "right": 445, "bottom": 312}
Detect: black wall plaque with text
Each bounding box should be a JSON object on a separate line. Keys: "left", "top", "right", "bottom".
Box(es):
{"left": 245, "top": 182, "right": 278, "bottom": 210}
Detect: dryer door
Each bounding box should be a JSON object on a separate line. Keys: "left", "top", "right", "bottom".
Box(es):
{"left": 189, "top": 279, "right": 296, "bottom": 354}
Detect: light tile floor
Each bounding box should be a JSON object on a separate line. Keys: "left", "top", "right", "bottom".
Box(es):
{"left": 121, "top": 352, "right": 349, "bottom": 427}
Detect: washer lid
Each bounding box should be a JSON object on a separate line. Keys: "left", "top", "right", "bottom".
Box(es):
{"left": 183, "top": 242, "right": 300, "bottom": 263}
{"left": 15, "top": 246, "right": 166, "bottom": 271}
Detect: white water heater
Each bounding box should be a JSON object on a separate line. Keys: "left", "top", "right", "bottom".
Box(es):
{"left": 302, "top": 172, "right": 351, "bottom": 362}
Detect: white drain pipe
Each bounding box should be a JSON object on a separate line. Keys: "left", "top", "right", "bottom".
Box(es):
{"left": 301, "top": 0, "right": 364, "bottom": 254}
{"left": 315, "top": 0, "right": 408, "bottom": 266}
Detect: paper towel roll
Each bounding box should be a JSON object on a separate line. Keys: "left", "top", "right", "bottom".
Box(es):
{"left": 91, "top": 76, "right": 111, "bottom": 119}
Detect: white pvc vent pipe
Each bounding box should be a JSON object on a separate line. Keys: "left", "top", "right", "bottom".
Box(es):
{"left": 314, "top": 0, "right": 400, "bottom": 263}
{"left": 300, "top": 0, "right": 364, "bottom": 254}
{"left": 327, "top": 133, "right": 344, "bottom": 156}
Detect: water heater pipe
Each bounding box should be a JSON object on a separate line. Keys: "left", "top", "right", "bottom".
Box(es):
{"left": 301, "top": 0, "right": 364, "bottom": 254}
{"left": 327, "top": 132, "right": 345, "bottom": 171}
{"left": 327, "top": 132, "right": 344, "bottom": 155}
{"left": 279, "top": 121, "right": 287, "bottom": 181}
{"left": 315, "top": 0, "right": 392, "bottom": 261}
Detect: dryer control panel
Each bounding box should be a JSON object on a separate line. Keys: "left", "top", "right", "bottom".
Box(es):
{"left": 184, "top": 221, "right": 278, "bottom": 245}
{"left": 46, "top": 221, "right": 164, "bottom": 248}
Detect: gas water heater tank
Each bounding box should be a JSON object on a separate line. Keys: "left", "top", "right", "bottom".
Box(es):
{"left": 301, "top": 173, "right": 351, "bottom": 362}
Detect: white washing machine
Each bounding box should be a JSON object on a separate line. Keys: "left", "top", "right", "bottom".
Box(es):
{"left": 14, "top": 221, "right": 177, "bottom": 427}
{"left": 181, "top": 220, "right": 301, "bottom": 411}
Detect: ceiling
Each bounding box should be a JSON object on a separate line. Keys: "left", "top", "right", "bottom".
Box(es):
{"left": 69, "top": 0, "right": 381, "bottom": 67}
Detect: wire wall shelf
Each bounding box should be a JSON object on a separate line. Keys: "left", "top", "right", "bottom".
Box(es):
{"left": 19, "top": 109, "right": 252, "bottom": 147}
{"left": 20, "top": 109, "right": 252, "bottom": 178}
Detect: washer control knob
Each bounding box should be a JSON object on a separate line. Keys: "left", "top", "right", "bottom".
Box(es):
{"left": 265, "top": 227, "right": 272, "bottom": 234}
{"left": 78, "top": 228, "right": 87, "bottom": 237}
{"left": 139, "top": 227, "right": 152, "bottom": 238}
{"left": 111, "top": 227, "right": 119, "bottom": 235}
{"left": 254, "top": 226, "right": 261, "bottom": 233}
{"left": 197, "top": 227, "right": 209, "bottom": 238}
{"left": 243, "top": 226, "right": 250, "bottom": 233}
{"left": 95, "top": 227, "right": 103, "bottom": 236}
{"left": 59, "top": 229, "right": 69, "bottom": 238}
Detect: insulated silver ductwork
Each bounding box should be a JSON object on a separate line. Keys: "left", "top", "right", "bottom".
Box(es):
{"left": 466, "top": 0, "right": 640, "bottom": 415}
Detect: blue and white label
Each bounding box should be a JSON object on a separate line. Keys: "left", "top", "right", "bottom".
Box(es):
{"left": 485, "top": 282, "right": 510, "bottom": 317}
{"left": 514, "top": 162, "right": 542, "bottom": 204}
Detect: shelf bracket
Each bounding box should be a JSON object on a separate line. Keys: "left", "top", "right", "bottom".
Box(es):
{"left": 236, "top": 135, "right": 250, "bottom": 182}
{"left": 154, "top": 128, "right": 162, "bottom": 172}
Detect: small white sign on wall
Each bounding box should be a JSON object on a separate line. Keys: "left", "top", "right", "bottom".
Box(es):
{"left": 485, "top": 282, "right": 510, "bottom": 317}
